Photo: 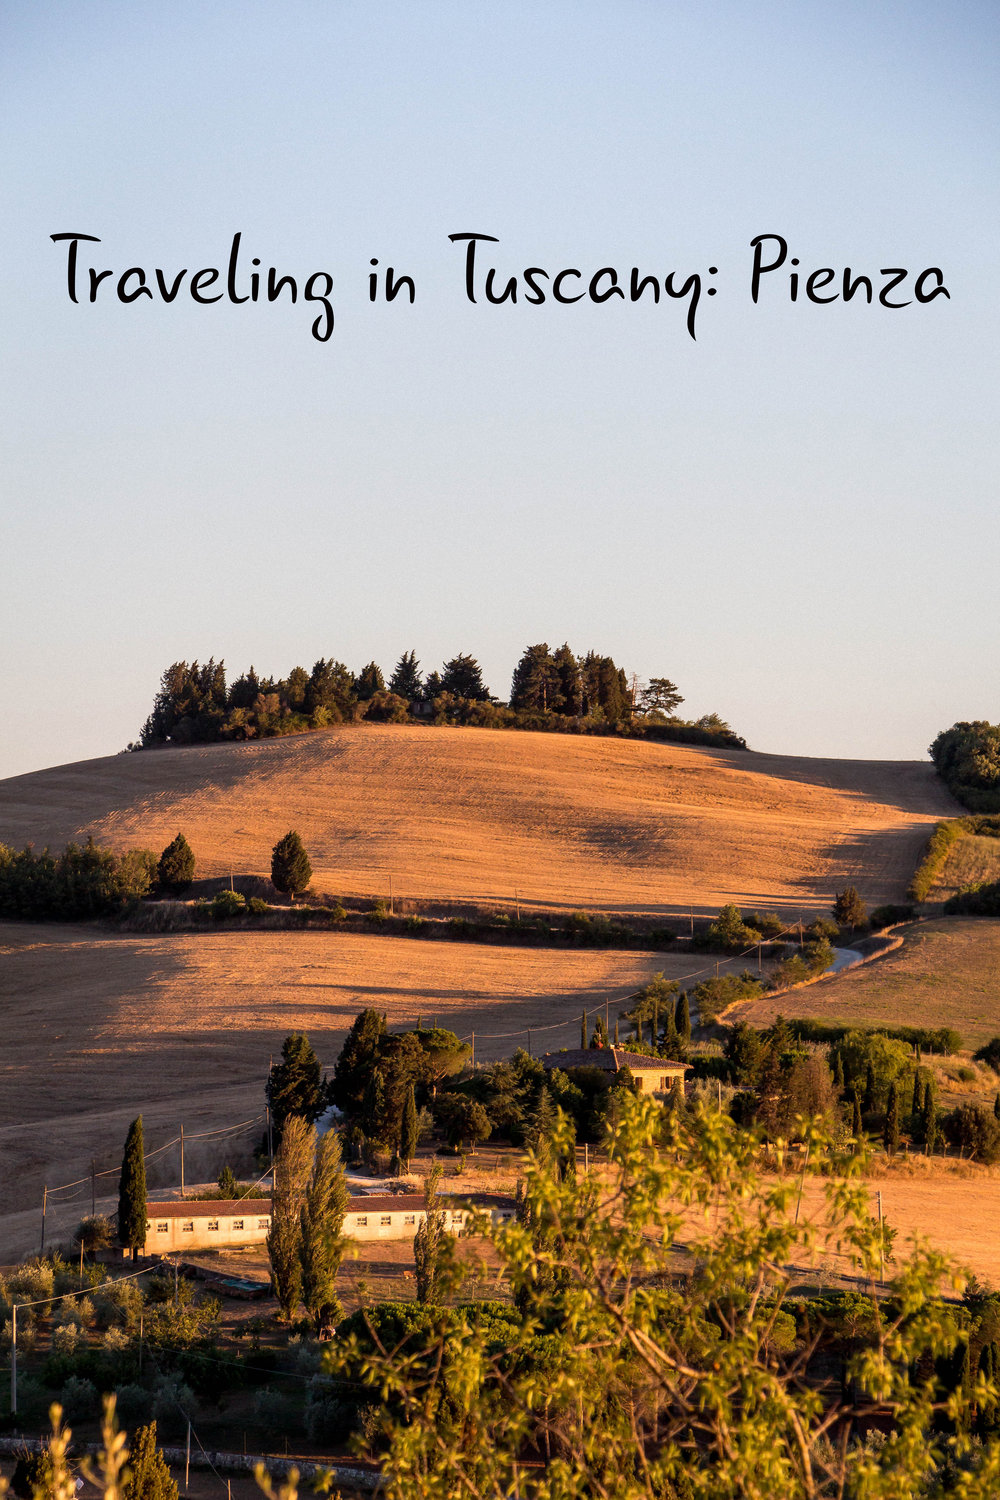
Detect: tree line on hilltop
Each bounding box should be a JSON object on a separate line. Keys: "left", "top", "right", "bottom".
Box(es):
{"left": 930, "top": 721, "right": 1000, "bottom": 812}
{"left": 132, "top": 644, "right": 745, "bottom": 750}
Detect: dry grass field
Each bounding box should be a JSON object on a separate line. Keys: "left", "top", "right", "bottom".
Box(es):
{"left": 0, "top": 921, "right": 752, "bottom": 1236}
{"left": 929, "top": 834, "right": 1000, "bottom": 901}
{"left": 727, "top": 917, "right": 1000, "bottom": 1049}
{"left": 0, "top": 725, "right": 959, "bottom": 916}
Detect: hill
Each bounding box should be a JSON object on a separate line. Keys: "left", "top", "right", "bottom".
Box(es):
{"left": 0, "top": 725, "right": 959, "bottom": 917}
{"left": 724, "top": 917, "right": 1000, "bottom": 1049}
{"left": 0, "top": 922, "right": 733, "bottom": 1225}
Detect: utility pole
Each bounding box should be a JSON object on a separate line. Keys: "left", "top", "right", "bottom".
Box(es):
{"left": 180, "top": 1125, "right": 185, "bottom": 1196}
{"left": 515, "top": 890, "right": 520, "bottom": 922}
{"left": 185, "top": 1422, "right": 191, "bottom": 1489}
{"left": 877, "top": 1190, "right": 885, "bottom": 1285}
{"left": 10, "top": 1304, "right": 17, "bottom": 1417}
{"left": 471, "top": 1032, "right": 475, "bottom": 1070}
{"left": 91, "top": 1158, "right": 96, "bottom": 1219}
{"left": 40, "top": 1186, "right": 47, "bottom": 1255}
{"left": 527, "top": 1028, "right": 531, "bottom": 1058}
{"left": 388, "top": 873, "right": 394, "bottom": 916}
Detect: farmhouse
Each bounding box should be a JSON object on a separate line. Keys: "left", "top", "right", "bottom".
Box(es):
{"left": 139, "top": 1191, "right": 516, "bottom": 1255}
{"left": 540, "top": 1045, "right": 690, "bottom": 1097}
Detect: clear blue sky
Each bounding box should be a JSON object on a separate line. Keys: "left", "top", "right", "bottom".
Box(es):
{"left": 1, "top": 0, "right": 997, "bottom": 778}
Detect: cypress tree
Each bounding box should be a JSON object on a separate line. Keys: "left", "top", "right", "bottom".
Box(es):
{"left": 994, "top": 1093, "right": 1000, "bottom": 1122}
{"left": 911, "top": 1069, "right": 923, "bottom": 1123}
{"left": 123, "top": 1422, "right": 178, "bottom": 1500}
{"left": 662, "top": 1007, "right": 681, "bottom": 1059}
{"left": 388, "top": 650, "right": 422, "bottom": 700}
{"left": 676, "top": 992, "right": 691, "bottom": 1046}
{"left": 400, "top": 1083, "right": 418, "bottom": 1169}
{"left": 652, "top": 996, "right": 659, "bottom": 1049}
{"left": 884, "top": 1081, "right": 900, "bottom": 1156}
{"left": 851, "top": 1090, "right": 862, "bottom": 1144}
{"left": 361, "top": 1068, "right": 387, "bottom": 1146}
{"left": 270, "top": 829, "right": 312, "bottom": 898}
{"left": 832, "top": 1050, "right": 845, "bottom": 1093}
{"left": 117, "top": 1116, "right": 147, "bottom": 1257}
{"left": 581, "top": 1010, "right": 587, "bottom": 1049}
{"left": 863, "top": 1062, "right": 876, "bottom": 1114}
{"left": 614, "top": 1018, "right": 620, "bottom": 1046}
{"left": 156, "top": 833, "right": 195, "bottom": 894}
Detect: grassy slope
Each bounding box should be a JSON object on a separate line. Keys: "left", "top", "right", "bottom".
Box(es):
{"left": 728, "top": 917, "right": 1000, "bottom": 1049}
{"left": 0, "top": 922, "right": 763, "bottom": 1228}
{"left": 929, "top": 835, "right": 1000, "bottom": 901}
{"left": 0, "top": 724, "right": 959, "bottom": 917}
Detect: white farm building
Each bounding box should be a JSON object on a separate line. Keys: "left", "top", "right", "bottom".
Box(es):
{"left": 139, "top": 1192, "right": 516, "bottom": 1256}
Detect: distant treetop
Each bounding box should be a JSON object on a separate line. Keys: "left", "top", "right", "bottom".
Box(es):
{"left": 131, "top": 646, "right": 746, "bottom": 753}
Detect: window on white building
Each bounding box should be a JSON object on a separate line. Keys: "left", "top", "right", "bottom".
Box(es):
{"left": 156, "top": 1222, "right": 168, "bottom": 1234}
{"left": 182, "top": 1221, "right": 193, "bottom": 1233}
{"left": 208, "top": 1220, "right": 219, "bottom": 1231}
{"left": 381, "top": 1215, "right": 392, "bottom": 1226}
{"left": 357, "top": 1215, "right": 368, "bottom": 1227}
{"left": 232, "top": 1219, "right": 244, "bottom": 1231}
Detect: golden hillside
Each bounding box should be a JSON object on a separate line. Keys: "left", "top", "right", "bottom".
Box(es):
{"left": 0, "top": 724, "right": 959, "bottom": 915}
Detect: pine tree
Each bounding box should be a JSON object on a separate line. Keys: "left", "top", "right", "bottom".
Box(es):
{"left": 217, "top": 1164, "right": 239, "bottom": 1199}
{"left": 400, "top": 1083, "right": 418, "bottom": 1170}
{"left": 330, "top": 1008, "right": 387, "bottom": 1113}
{"left": 832, "top": 886, "right": 867, "bottom": 930}
{"left": 528, "top": 1087, "right": 556, "bottom": 1157}
{"left": 270, "top": 829, "right": 312, "bottom": 898}
{"left": 652, "top": 997, "right": 660, "bottom": 1049}
{"left": 117, "top": 1116, "right": 147, "bottom": 1257}
{"left": 300, "top": 1129, "right": 349, "bottom": 1334}
{"left": 440, "top": 653, "right": 490, "bottom": 701}
{"left": 267, "top": 1032, "right": 325, "bottom": 1137}
{"left": 509, "top": 644, "right": 561, "bottom": 713}
{"left": 552, "top": 644, "right": 582, "bottom": 716}
{"left": 884, "top": 1081, "right": 900, "bottom": 1156}
{"left": 156, "top": 833, "right": 195, "bottom": 894}
{"left": 354, "top": 661, "right": 385, "bottom": 700}
{"left": 675, "top": 992, "right": 691, "bottom": 1046}
{"left": 614, "top": 1018, "right": 620, "bottom": 1046}
{"left": 266, "top": 1115, "right": 314, "bottom": 1320}
{"left": 388, "top": 650, "right": 423, "bottom": 700}
{"left": 123, "top": 1421, "right": 178, "bottom": 1500}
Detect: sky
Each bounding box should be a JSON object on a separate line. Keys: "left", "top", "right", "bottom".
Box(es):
{"left": 1, "top": 0, "right": 997, "bottom": 778}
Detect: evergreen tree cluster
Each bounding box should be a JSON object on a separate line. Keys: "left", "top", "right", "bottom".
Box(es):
{"left": 135, "top": 646, "right": 746, "bottom": 749}
{"left": 0, "top": 837, "right": 157, "bottom": 920}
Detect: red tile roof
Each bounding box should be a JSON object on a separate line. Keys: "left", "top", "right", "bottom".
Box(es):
{"left": 146, "top": 1200, "right": 271, "bottom": 1218}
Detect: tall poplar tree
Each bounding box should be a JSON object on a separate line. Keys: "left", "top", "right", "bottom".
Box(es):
{"left": 300, "top": 1129, "right": 349, "bottom": 1334}
{"left": 266, "top": 1115, "right": 315, "bottom": 1320}
{"left": 117, "top": 1116, "right": 147, "bottom": 1258}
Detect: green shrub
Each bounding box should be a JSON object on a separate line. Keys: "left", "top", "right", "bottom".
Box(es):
{"left": 868, "top": 903, "right": 915, "bottom": 929}
{"left": 945, "top": 879, "right": 1000, "bottom": 916}
{"left": 210, "top": 889, "right": 246, "bottom": 920}
{"left": 909, "top": 820, "right": 967, "bottom": 901}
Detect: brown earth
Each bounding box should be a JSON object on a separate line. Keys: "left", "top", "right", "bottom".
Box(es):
{"left": 0, "top": 725, "right": 959, "bottom": 916}
{"left": 0, "top": 922, "right": 748, "bottom": 1237}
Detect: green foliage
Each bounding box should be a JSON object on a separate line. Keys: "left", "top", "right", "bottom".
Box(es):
{"left": 941, "top": 1104, "right": 1000, "bottom": 1164}
{"left": 692, "top": 971, "right": 764, "bottom": 1023}
{"left": 156, "top": 832, "right": 195, "bottom": 894}
{"left": 400, "top": 1084, "right": 419, "bottom": 1169}
{"left": 0, "top": 837, "right": 156, "bottom": 921}
{"left": 266, "top": 1032, "right": 325, "bottom": 1135}
{"left": 326, "top": 1093, "right": 993, "bottom": 1499}
{"left": 837, "top": 1030, "right": 913, "bottom": 1108}
{"left": 413, "top": 1165, "right": 454, "bottom": 1305}
{"left": 300, "top": 1129, "right": 349, "bottom": 1333}
{"left": 930, "top": 721, "right": 1000, "bottom": 812}
{"left": 330, "top": 1009, "right": 387, "bottom": 1114}
{"left": 832, "top": 885, "right": 867, "bottom": 928}
{"left": 703, "top": 903, "right": 761, "bottom": 952}
{"left": 868, "top": 902, "right": 916, "bottom": 929}
{"left": 207, "top": 888, "right": 246, "bottom": 920}
{"left": 266, "top": 1115, "right": 314, "bottom": 1319}
{"left": 945, "top": 878, "right": 1000, "bottom": 916}
{"left": 909, "top": 818, "right": 968, "bottom": 901}
{"left": 117, "top": 1117, "right": 147, "bottom": 1254}
{"left": 270, "top": 829, "right": 312, "bottom": 897}
{"left": 975, "top": 1038, "right": 1000, "bottom": 1074}
{"left": 789, "top": 1017, "right": 962, "bottom": 1055}
{"left": 123, "top": 1421, "right": 179, "bottom": 1500}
